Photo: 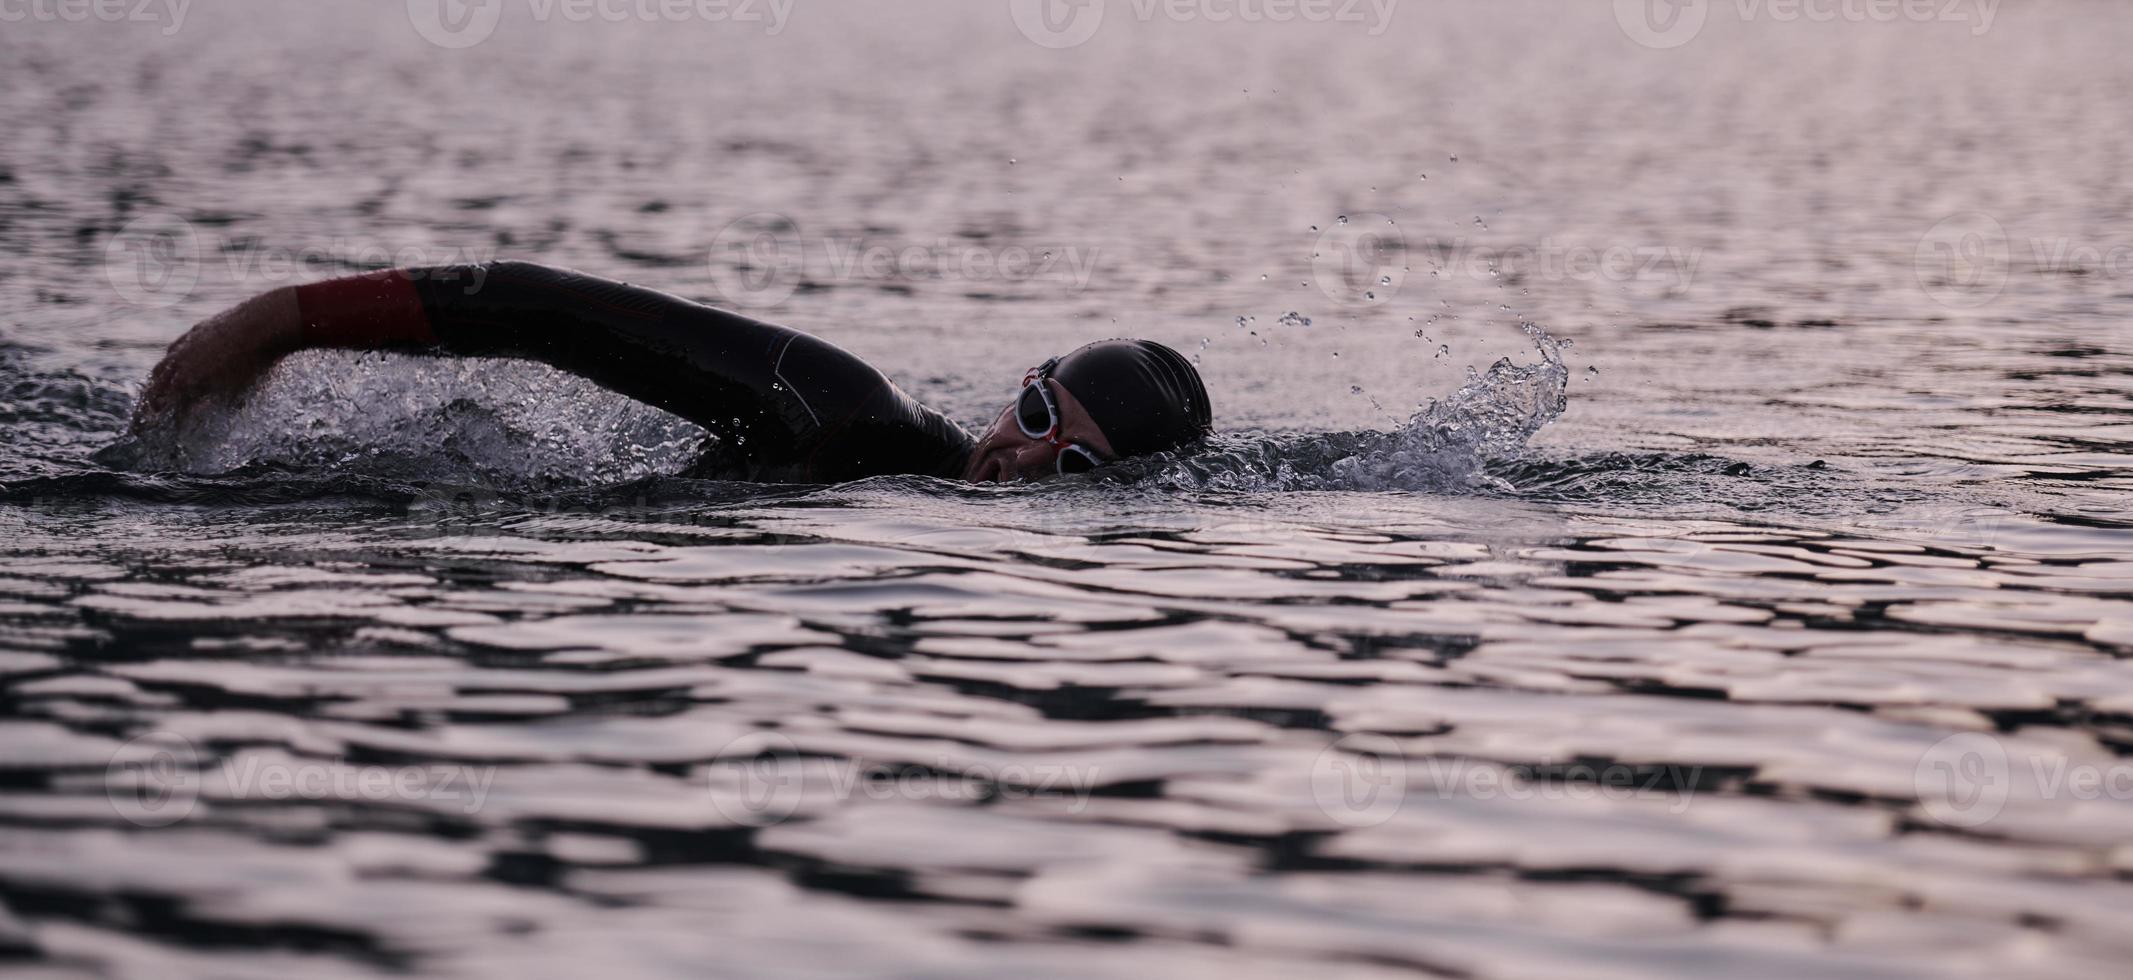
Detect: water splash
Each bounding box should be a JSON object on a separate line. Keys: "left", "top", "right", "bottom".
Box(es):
{"left": 1331, "top": 322, "right": 1569, "bottom": 489}
{"left": 1147, "top": 322, "right": 1570, "bottom": 492}
{"left": 104, "top": 351, "right": 707, "bottom": 489}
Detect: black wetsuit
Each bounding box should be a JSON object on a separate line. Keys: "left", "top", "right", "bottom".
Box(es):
{"left": 297, "top": 261, "right": 973, "bottom": 483}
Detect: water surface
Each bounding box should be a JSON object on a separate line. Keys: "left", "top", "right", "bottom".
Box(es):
{"left": 3, "top": 2, "right": 2132, "bottom": 977}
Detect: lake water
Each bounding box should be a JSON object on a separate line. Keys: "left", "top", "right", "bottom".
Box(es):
{"left": 3, "top": 1, "right": 2132, "bottom": 976}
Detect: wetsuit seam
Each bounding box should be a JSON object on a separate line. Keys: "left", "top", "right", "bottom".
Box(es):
{"left": 771, "top": 336, "right": 823, "bottom": 428}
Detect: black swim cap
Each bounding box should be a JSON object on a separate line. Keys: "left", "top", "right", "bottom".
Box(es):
{"left": 1050, "top": 339, "right": 1212, "bottom": 459}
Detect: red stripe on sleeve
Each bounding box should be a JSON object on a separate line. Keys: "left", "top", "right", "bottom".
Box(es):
{"left": 294, "top": 271, "right": 436, "bottom": 348}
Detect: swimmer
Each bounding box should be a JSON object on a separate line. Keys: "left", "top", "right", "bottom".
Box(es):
{"left": 132, "top": 261, "right": 1212, "bottom": 482}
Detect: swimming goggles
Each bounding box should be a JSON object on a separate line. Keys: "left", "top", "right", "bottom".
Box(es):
{"left": 1016, "top": 358, "right": 1107, "bottom": 475}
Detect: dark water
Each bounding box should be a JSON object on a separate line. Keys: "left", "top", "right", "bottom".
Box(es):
{"left": 4, "top": 1, "right": 2133, "bottom": 976}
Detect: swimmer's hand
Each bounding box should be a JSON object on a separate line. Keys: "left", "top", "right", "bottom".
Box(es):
{"left": 132, "top": 287, "right": 303, "bottom": 428}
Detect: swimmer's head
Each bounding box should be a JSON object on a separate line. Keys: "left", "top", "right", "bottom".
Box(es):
{"left": 963, "top": 339, "right": 1212, "bottom": 482}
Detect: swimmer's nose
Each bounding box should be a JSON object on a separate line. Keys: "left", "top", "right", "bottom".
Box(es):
{"left": 1005, "top": 439, "right": 1059, "bottom": 479}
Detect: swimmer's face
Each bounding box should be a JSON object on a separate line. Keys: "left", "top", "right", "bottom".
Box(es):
{"left": 962, "top": 376, "right": 1118, "bottom": 482}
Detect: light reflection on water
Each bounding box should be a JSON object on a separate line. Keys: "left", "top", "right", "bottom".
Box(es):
{"left": 4, "top": 1, "right": 2133, "bottom": 977}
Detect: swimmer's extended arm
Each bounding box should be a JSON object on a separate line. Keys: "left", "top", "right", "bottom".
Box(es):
{"left": 135, "top": 262, "right": 973, "bottom": 480}
{"left": 133, "top": 286, "right": 307, "bottom": 423}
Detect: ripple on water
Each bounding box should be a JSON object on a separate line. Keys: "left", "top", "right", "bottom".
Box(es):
{"left": 8, "top": 488, "right": 2133, "bottom": 976}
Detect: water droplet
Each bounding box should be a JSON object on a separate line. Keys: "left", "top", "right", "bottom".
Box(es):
{"left": 1336, "top": 215, "right": 1349, "bottom": 225}
{"left": 1260, "top": 274, "right": 1268, "bottom": 281}
{"left": 1365, "top": 291, "right": 1375, "bottom": 300}
{"left": 1418, "top": 173, "right": 1427, "bottom": 181}
{"left": 1008, "top": 157, "right": 1017, "bottom": 165}
{"left": 1379, "top": 276, "right": 1391, "bottom": 285}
